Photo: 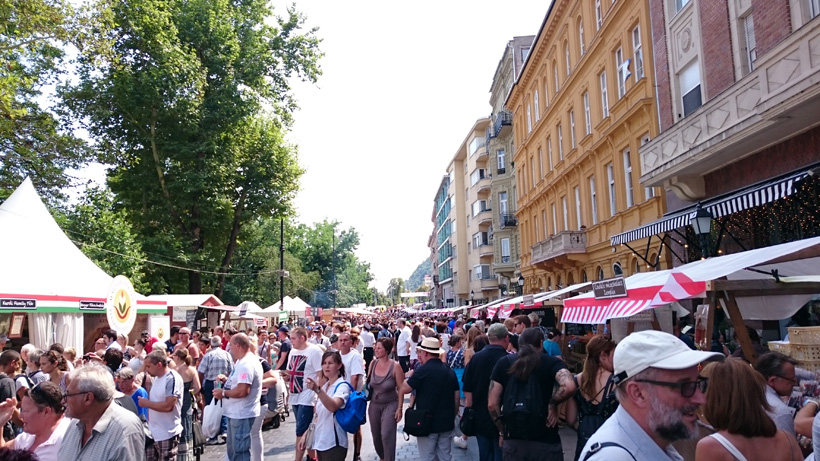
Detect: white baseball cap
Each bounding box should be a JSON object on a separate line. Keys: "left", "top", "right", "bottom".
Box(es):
{"left": 612, "top": 330, "right": 722, "bottom": 385}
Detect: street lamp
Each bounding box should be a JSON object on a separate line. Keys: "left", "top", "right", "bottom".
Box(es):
{"left": 470, "top": 290, "right": 475, "bottom": 305}
{"left": 692, "top": 205, "right": 713, "bottom": 258}
{"left": 517, "top": 275, "right": 525, "bottom": 295}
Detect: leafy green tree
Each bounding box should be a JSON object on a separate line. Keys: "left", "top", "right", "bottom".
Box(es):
{"left": 58, "top": 186, "right": 149, "bottom": 292}
{"left": 0, "top": 0, "right": 92, "bottom": 204}
{"left": 386, "top": 278, "right": 405, "bottom": 306}
{"left": 61, "top": 0, "right": 322, "bottom": 294}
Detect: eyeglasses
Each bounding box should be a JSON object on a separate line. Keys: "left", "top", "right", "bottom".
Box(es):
{"left": 634, "top": 376, "right": 708, "bottom": 398}
{"left": 775, "top": 374, "right": 798, "bottom": 385}
{"left": 61, "top": 390, "right": 90, "bottom": 402}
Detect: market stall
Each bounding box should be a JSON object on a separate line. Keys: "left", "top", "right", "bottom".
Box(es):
{"left": 0, "top": 178, "right": 166, "bottom": 354}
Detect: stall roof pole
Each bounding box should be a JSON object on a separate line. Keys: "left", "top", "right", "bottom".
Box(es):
{"left": 722, "top": 291, "right": 759, "bottom": 365}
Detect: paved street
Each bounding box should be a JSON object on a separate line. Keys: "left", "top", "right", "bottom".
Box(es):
{"left": 200, "top": 398, "right": 577, "bottom": 461}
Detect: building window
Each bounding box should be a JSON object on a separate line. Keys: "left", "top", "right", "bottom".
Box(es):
{"left": 582, "top": 270, "right": 588, "bottom": 282}
{"left": 547, "top": 137, "right": 554, "bottom": 170}
{"left": 744, "top": 14, "right": 757, "bottom": 72}
{"left": 526, "top": 104, "right": 532, "bottom": 133}
{"left": 542, "top": 210, "right": 547, "bottom": 240}
{"left": 579, "top": 19, "right": 585, "bottom": 55}
{"left": 554, "top": 62, "right": 560, "bottom": 93}
{"left": 534, "top": 213, "right": 540, "bottom": 240}
{"left": 501, "top": 238, "right": 511, "bottom": 263}
{"left": 544, "top": 80, "right": 550, "bottom": 107}
{"left": 640, "top": 134, "right": 655, "bottom": 199}
{"left": 551, "top": 203, "right": 558, "bottom": 234}
{"left": 530, "top": 157, "right": 535, "bottom": 188}
{"left": 499, "top": 192, "right": 508, "bottom": 214}
{"left": 473, "top": 232, "right": 489, "bottom": 248}
{"left": 534, "top": 91, "right": 540, "bottom": 121}
{"left": 680, "top": 60, "right": 702, "bottom": 117}
{"left": 583, "top": 92, "right": 591, "bottom": 135}
{"left": 557, "top": 124, "right": 564, "bottom": 160}
{"left": 521, "top": 46, "right": 530, "bottom": 61}
{"left": 470, "top": 169, "right": 486, "bottom": 186}
{"left": 538, "top": 147, "right": 544, "bottom": 179}
{"left": 812, "top": 0, "right": 820, "bottom": 18}
{"left": 623, "top": 149, "right": 634, "bottom": 208}
{"left": 565, "top": 42, "right": 571, "bottom": 76}
{"left": 616, "top": 47, "right": 626, "bottom": 99}
{"left": 589, "top": 175, "right": 598, "bottom": 225}
{"left": 632, "top": 25, "right": 644, "bottom": 81}
{"left": 596, "top": 0, "right": 603, "bottom": 30}
{"left": 600, "top": 71, "right": 609, "bottom": 118}
{"left": 474, "top": 264, "right": 491, "bottom": 280}
{"left": 562, "top": 196, "right": 569, "bottom": 231}
{"left": 569, "top": 110, "right": 577, "bottom": 149}
{"left": 497, "top": 149, "right": 506, "bottom": 173}
{"left": 607, "top": 163, "right": 617, "bottom": 217}
{"left": 471, "top": 200, "right": 490, "bottom": 216}
{"left": 676, "top": 0, "right": 690, "bottom": 13}
{"left": 597, "top": 266, "right": 605, "bottom": 280}
{"left": 574, "top": 186, "right": 582, "bottom": 229}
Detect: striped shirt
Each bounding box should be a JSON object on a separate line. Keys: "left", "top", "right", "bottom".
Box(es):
{"left": 197, "top": 347, "right": 234, "bottom": 381}
{"left": 58, "top": 400, "right": 145, "bottom": 461}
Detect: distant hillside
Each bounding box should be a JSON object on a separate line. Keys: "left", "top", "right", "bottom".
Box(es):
{"left": 406, "top": 256, "right": 432, "bottom": 291}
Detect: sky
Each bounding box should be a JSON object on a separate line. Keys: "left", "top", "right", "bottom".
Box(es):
{"left": 284, "top": 0, "right": 550, "bottom": 291}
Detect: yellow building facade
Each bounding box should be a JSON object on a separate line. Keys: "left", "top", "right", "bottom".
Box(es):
{"left": 508, "top": 0, "right": 669, "bottom": 294}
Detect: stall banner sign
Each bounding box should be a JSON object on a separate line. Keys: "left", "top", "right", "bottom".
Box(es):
{"left": 172, "top": 306, "right": 189, "bottom": 322}
{"left": 627, "top": 310, "right": 655, "bottom": 323}
{"left": 278, "top": 311, "right": 288, "bottom": 323}
{"left": 592, "top": 277, "right": 627, "bottom": 300}
{"left": 80, "top": 300, "right": 105, "bottom": 310}
{"left": 255, "top": 318, "right": 268, "bottom": 327}
{"left": 185, "top": 309, "right": 197, "bottom": 329}
{"left": 105, "top": 275, "right": 137, "bottom": 335}
{"left": 522, "top": 294, "right": 534, "bottom": 306}
{"left": 0, "top": 299, "right": 36, "bottom": 309}
{"left": 149, "top": 315, "right": 171, "bottom": 341}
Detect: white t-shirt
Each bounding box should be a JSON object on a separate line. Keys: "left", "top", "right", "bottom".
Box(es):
{"left": 409, "top": 337, "right": 419, "bottom": 360}
{"left": 15, "top": 417, "right": 71, "bottom": 461}
{"left": 223, "top": 352, "right": 263, "bottom": 419}
{"left": 340, "top": 350, "right": 365, "bottom": 390}
{"left": 397, "top": 327, "right": 411, "bottom": 357}
{"left": 312, "top": 376, "right": 350, "bottom": 452}
{"left": 287, "top": 344, "right": 323, "bottom": 406}
{"left": 361, "top": 331, "right": 375, "bottom": 348}
{"left": 147, "top": 368, "right": 183, "bottom": 442}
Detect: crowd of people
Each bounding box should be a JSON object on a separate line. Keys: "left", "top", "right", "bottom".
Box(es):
{"left": 0, "top": 309, "right": 818, "bottom": 461}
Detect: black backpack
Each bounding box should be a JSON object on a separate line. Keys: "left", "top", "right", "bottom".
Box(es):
{"left": 15, "top": 373, "right": 34, "bottom": 390}
{"left": 501, "top": 371, "right": 546, "bottom": 440}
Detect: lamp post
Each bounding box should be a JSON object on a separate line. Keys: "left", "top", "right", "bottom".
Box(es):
{"left": 517, "top": 275, "right": 525, "bottom": 295}
{"left": 692, "top": 205, "right": 713, "bottom": 258}
{"left": 470, "top": 290, "right": 475, "bottom": 305}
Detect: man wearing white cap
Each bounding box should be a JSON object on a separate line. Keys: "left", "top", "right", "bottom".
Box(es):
{"left": 579, "top": 330, "right": 722, "bottom": 461}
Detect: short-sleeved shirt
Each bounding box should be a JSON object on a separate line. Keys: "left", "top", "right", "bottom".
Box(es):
{"left": 580, "top": 405, "right": 684, "bottom": 460}
{"left": 341, "top": 350, "right": 365, "bottom": 390}
{"left": 197, "top": 347, "right": 233, "bottom": 382}
{"left": 59, "top": 401, "right": 145, "bottom": 461}
{"left": 129, "top": 386, "right": 149, "bottom": 419}
{"left": 287, "top": 344, "right": 323, "bottom": 406}
{"left": 312, "top": 377, "right": 350, "bottom": 451}
{"left": 765, "top": 385, "right": 796, "bottom": 435}
{"left": 223, "top": 352, "right": 263, "bottom": 419}
{"left": 490, "top": 353, "right": 566, "bottom": 443}
{"left": 28, "top": 370, "right": 48, "bottom": 386}
{"left": 397, "top": 328, "right": 411, "bottom": 357}
{"left": 407, "top": 358, "right": 459, "bottom": 434}
{"left": 543, "top": 339, "right": 562, "bottom": 356}
{"left": 277, "top": 339, "right": 293, "bottom": 370}
{"left": 462, "top": 344, "right": 509, "bottom": 438}
{"left": 147, "top": 368, "right": 183, "bottom": 442}
{"left": 14, "top": 416, "right": 71, "bottom": 460}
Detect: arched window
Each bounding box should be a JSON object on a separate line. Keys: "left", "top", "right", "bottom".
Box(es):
{"left": 579, "top": 19, "right": 585, "bottom": 56}
{"left": 596, "top": 266, "right": 605, "bottom": 280}
{"left": 557, "top": 275, "right": 563, "bottom": 288}
{"left": 565, "top": 42, "right": 571, "bottom": 76}
{"left": 633, "top": 258, "right": 641, "bottom": 274}
{"left": 613, "top": 262, "right": 623, "bottom": 276}
{"left": 547, "top": 276, "right": 552, "bottom": 291}
{"left": 567, "top": 272, "right": 575, "bottom": 285}
{"left": 581, "top": 270, "right": 588, "bottom": 282}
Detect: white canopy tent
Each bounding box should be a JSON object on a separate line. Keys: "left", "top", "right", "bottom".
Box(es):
{"left": 0, "top": 178, "right": 166, "bottom": 353}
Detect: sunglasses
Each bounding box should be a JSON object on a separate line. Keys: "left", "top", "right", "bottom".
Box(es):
{"left": 634, "top": 376, "right": 708, "bottom": 398}
{"left": 30, "top": 383, "right": 62, "bottom": 408}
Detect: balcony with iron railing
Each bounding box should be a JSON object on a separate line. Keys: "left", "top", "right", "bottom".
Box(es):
{"left": 500, "top": 213, "right": 518, "bottom": 228}
{"left": 488, "top": 110, "right": 513, "bottom": 139}
{"left": 530, "top": 230, "right": 587, "bottom": 266}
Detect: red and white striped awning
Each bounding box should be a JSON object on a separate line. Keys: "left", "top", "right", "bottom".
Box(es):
{"left": 561, "top": 271, "right": 671, "bottom": 324}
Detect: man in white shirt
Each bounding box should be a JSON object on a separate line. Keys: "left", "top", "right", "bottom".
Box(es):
{"left": 284, "top": 327, "right": 323, "bottom": 461}
{"left": 360, "top": 325, "right": 376, "bottom": 372}
{"left": 339, "top": 332, "right": 366, "bottom": 460}
{"left": 756, "top": 351, "right": 799, "bottom": 436}
{"left": 138, "top": 350, "right": 183, "bottom": 460}
{"left": 396, "top": 319, "right": 411, "bottom": 373}
{"left": 213, "top": 333, "right": 263, "bottom": 461}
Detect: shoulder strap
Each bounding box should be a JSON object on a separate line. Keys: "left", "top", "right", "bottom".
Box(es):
{"left": 332, "top": 380, "right": 355, "bottom": 394}
{"left": 709, "top": 433, "right": 747, "bottom": 461}
{"left": 582, "top": 442, "right": 637, "bottom": 461}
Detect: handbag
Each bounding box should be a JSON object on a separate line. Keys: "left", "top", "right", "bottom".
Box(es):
{"left": 403, "top": 406, "right": 432, "bottom": 438}
{"left": 459, "top": 407, "right": 476, "bottom": 437}
{"left": 303, "top": 418, "right": 316, "bottom": 450}
{"left": 201, "top": 398, "right": 223, "bottom": 439}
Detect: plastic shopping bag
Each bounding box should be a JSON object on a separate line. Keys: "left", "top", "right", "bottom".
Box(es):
{"left": 202, "top": 398, "right": 223, "bottom": 439}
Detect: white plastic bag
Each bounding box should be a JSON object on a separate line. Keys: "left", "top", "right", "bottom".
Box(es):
{"left": 202, "top": 398, "right": 223, "bottom": 439}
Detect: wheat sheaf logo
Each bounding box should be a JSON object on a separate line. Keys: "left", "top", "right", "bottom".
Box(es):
{"left": 115, "top": 289, "right": 132, "bottom": 322}
{"left": 106, "top": 275, "right": 137, "bottom": 336}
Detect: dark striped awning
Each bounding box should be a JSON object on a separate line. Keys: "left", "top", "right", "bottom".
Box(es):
{"left": 610, "top": 166, "right": 814, "bottom": 245}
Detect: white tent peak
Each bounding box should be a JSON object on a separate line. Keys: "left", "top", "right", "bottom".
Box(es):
{"left": 0, "top": 177, "right": 114, "bottom": 298}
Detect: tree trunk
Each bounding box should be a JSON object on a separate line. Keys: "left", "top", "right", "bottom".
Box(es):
{"left": 215, "top": 189, "right": 247, "bottom": 298}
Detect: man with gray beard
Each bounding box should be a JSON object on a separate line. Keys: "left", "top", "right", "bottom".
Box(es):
{"left": 579, "top": 330, "right": 722, "bottom": 461}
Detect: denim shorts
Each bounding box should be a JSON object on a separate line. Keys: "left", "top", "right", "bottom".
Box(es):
{"left": 292, "top": 404, "right": 314, "bottom": 437}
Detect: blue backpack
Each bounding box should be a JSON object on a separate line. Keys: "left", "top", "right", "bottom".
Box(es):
{"left": 333, "top": 381, "right": 367, "bottom": 433}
